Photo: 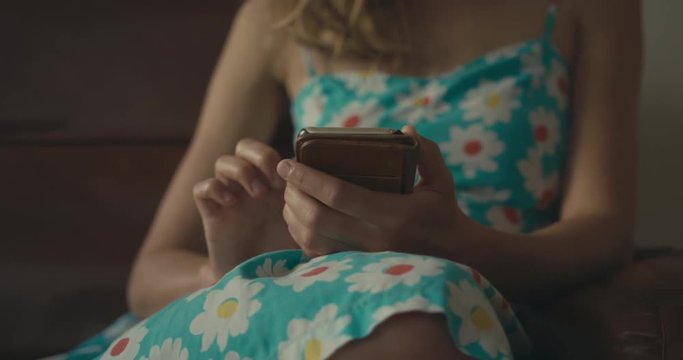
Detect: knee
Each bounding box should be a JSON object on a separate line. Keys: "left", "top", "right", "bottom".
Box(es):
{"left": 329, "top": 312, "right": 471, "bottom": 360}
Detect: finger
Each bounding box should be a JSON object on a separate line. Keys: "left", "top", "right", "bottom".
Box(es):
{"left": 283, "top": 185, "right": 372, "bottom": 249}
{"left": 401, "top": 125, "right": 455, "bottom": 196}
{"left": 235, "top": 138, "right": 285, "bottom": 189}
{"left": 193, "top": 178, "right": 237, "bottom": 209}
{"left": 214, "top": 155, "right": 270, "bottom": 198}
{"left": 282, "top": 204, "right": 353, "bottom": 256}
{"left": 276, "top": 159, "right": 394, "bottom": 223}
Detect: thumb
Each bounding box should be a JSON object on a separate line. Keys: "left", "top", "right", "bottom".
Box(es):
{"left": 402, "top": 125, "right": 455, "bottom": 195}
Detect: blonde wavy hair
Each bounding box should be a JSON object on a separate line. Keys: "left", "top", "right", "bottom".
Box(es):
{"left": 274, "top": 0, "right": 408, "bottom": 60}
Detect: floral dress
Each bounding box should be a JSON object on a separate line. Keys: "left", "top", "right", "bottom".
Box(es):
{"left": 62, "top": 4, "right": 570, "bottom": 360}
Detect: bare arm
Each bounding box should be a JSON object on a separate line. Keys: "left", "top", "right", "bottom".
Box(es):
{"left": 127, "top": 0, "right": 288, "bottom": 318}
{"left": 446, "top": 0, "right": 642, "bottom": 302}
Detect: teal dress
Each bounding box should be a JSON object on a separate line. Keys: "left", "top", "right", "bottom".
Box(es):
{"left": 63, "top": 5, "right": 570, "bottom": 360}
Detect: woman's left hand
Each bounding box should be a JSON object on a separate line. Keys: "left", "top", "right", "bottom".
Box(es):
{"left": 277, "top": 126, "right": 469, "bottom": 257}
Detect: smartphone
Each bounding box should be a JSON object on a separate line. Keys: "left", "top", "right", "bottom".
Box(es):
{"left": 294, "top": 127, "right": 418, "bottom": 194}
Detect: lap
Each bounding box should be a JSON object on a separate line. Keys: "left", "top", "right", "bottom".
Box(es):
{"left": 66, "top": 250, "right": 530, "bottom": 360}
{"left": 329, "top": 312, "right": 470, "bottom": 360}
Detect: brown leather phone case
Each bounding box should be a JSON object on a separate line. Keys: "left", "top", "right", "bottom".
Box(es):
{"left": 295, "top": 127, "right": 418, "bottom": 194}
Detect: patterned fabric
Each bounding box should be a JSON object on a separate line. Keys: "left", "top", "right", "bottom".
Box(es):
{"left": 67, "top": 252, "right": 529, "bottom": 360}
{"left": 292, "top": 10, "right": 570, "bottom": 233}
{"left": 61, "top": 5, "right": 570, "bottom": 360}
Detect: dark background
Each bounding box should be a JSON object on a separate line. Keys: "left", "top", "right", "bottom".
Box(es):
{"left": 0, "top": 1, "right": 243, "bottom": 357}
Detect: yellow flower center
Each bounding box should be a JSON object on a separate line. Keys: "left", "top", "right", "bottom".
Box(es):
{"left": 471, "top": 306, "right": 494, "bottom": 331}
{"left": 414, "top": 97, "right": 432, "bottom": 107}
{"left": 217, "top": 299, "right": 239, "bottom": 319}
{"left": 486, "top": 94, "right": 501, "bottom": 108}
{"left": 304, "top": 338, "right": 322, "bottom": 360}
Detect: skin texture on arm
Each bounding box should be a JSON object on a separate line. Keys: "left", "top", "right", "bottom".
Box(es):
{"left": 450, "top": 0, "right": 642, "bottom": 302}
{"left": 127, "top": 0, "right": 287, "bottom": 318}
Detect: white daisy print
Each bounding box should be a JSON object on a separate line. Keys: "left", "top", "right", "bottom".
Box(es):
{"left": 546, "top": 59, "right": 569, "bottom": 110}
{"left": 517, "top": 148, "right": 560, "bottom": 208}
{"left": 301, "top": 85, "right": 327, "bottom": 128}
{"left": 372, "top": 295, "right": 443, "bottom": 324}
{"left": 140, "top": 338, "right": 189, "bottom": 360}
{"left": 101, "top": 314, "right": 139, "bottom": 341}
{"left": 486, "top": 206, "right": 524, "bottom": 233}
{"left": 529, "top": 107, "right": 560, "bottom": 155}
{"left": 448, "top": 280, "right": 511, "bottom": 359}
{"left": 328, "top": 99, "right": 383, "bottom": 128}
{"left": 185, "top": 287, "right": 208, "bottom": 302}
{"left": 189, "top": 276, "right": 264, "bottom": 352}
{"left": 225, "top": 351, "right": 253, "bottom": 360}
{"left": 101, "top": 323, "right": 148, "bottom": 360}
{"left": 459, "top": 187, "right": 512, "bottom": 204}
{"left": 394, "top": 81, "right": 451, "bottom": 124}
{"left": 275, "top": 257, "right": 352, "bottom": 292}
{"left": 346, "top": 256, "right": 444, "bottom": 294}
{"left": 439, "top": 124, "right": 505, "bottom": 178}
{"left": 484, "top": 42, "right": 524, "bottom": 63}
{"left": 255, "top": 258, "right": 291, "bottom": 278}
{"left": 460, "top": 77, "right": 522, "bottom": 125}
{"left": 539, "top": 173, "right": 560, "bottom": 208}
{"left": 278, "top": 304, "right": 351, "bottom": 360}
{"left": 521, "top": 43, "right": 543, "bottom": 88}
{"left": 340, "top": 71, "right": 388, "bottom": 95}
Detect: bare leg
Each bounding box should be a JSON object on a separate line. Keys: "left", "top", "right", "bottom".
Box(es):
{"left": 329, "top": 312, "right": 472, "bottom": 360}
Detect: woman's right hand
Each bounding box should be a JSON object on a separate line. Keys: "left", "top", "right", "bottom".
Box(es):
{"left": 193, "top": 138, "right": 296, "bottom": 281}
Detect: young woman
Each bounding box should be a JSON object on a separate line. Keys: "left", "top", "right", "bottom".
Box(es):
{"left": 65, "top": 0, "right": 641, "bottom": 359}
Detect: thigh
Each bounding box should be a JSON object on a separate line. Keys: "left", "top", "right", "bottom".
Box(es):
{"left": 330, "top": 312, "right": 471, "bottom": 360}
{"left": 88, "top": 250, "right": 529, "bottom": 359}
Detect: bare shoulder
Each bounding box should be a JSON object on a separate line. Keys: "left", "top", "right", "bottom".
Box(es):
{"left": 572, "top": 0, "right": 642, "bottom": 30}
{"left": 238, "top": 0, "right": 279, "bottom": 27}
{"left": 562, "top": 0, "right": 642, "bottom": 79}
{"left": 220, "top": 0, "right": 289, "bottom": 82}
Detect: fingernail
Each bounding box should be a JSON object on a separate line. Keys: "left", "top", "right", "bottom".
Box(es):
{"left": 277, "top": 160, "right": 293, "bottom": 180}
{"left": 251, "top": 180, "right": 266, "bottom": 196}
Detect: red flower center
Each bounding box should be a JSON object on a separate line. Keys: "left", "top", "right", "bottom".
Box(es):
{"left": 540, "top": 189, "right": 555, "bottom": 206}
{"left": 110, "top": 337, "right": 130, "bottom": 356}
{"left": 343, "top": 115, "right": 360, "bottom": 127}
{"left": 472, "top": 269, "right": 482, "bottom": 284}
{"left": 534, "top": 125, "right": 549, "bottom": 142}
{"left": 385, "top": 264, "right": 414, "bottom": 276}
{"left": 301, "top": 266, "right": 329, "bottom": 277}
{"left": 502, "top": 207, "right": 521, "bottom": 224}
{"left": 416, "top": 97, "right": 432, "bottom": 107}
{"left": 464, "top": 140, "right": 482, "bottom": 156}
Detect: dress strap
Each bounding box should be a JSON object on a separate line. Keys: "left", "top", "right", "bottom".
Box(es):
{"left": 542, "top": 3, "right": 558, "bottom": 42}
{"left": 302, "top": 48, "right": 317, "bottom": 77}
